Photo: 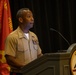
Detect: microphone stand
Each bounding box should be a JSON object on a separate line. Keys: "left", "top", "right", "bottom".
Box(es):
{"left": 50, "top": 28, "right": 70, "bottom": 46}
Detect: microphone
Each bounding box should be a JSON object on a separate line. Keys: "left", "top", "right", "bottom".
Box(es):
{"left": 50, "top": 28, "right": 70, "bottom": 46}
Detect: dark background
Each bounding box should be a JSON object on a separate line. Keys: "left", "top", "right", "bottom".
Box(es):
{"left": 9, "top": 0, "right": 76, "bottom": 54}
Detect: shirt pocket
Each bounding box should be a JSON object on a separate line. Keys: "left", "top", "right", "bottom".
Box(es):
{"left": 17, "top": 45, "right": 28, "bottom": 60}
{"left": 17, "top": 44, "right": 29, "bottom": 52}
{"left": 33, "top": 44, "right": 38, "bottom": 50}
{"left": 17, "top": 38, "right": 28, "bottom": 52}
{"left": 17, "top": 47, "right": 24, "bottom": 52}
{"left": 32, "top": 39, "right": 39, "bottom": 50}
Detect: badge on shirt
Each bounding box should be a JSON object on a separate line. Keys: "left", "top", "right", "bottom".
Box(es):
{"left": 32, "top": 36, "right": 38, "bottom": 45}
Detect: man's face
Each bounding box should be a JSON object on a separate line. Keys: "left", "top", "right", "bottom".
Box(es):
{"left": 21, "top": 10, "right": 34, "bottom": 29}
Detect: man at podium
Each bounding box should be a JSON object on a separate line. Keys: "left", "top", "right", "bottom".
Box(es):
{"left": 4, "top": 8, "right": 43, "bottom": 75}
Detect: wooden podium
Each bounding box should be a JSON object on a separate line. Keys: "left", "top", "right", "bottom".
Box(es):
{"left": 21, "top": 43, "right": 76, "bottom": 75}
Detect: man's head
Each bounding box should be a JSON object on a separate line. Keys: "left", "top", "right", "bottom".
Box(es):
{"left": 16, "top": 8, "right": 34, "bottom": 29}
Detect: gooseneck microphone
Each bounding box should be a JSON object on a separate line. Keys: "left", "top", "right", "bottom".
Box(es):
{"left": 50, "top": 28, "right": 70, "bottom": 46}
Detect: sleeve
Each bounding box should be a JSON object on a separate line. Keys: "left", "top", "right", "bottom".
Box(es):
{"left": 5, "top": 35, "right": 17, "bottom": 57}
{"left": 37, "top": 45, "right": 42, "bottom": 55}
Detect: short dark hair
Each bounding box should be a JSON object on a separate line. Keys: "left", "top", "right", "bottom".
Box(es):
{"left": 16, "top": 8, "right": 30, "bottom": 20}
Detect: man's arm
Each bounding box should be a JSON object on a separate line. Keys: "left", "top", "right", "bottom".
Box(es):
{"left": 5, "top": 55, "right": 25, "bottom": 68}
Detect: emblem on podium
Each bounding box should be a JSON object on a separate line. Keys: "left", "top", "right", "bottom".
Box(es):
{"left": 71, "top": 50, "right": 76, "bottom": 75}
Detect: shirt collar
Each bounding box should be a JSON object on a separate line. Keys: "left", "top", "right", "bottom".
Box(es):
{"left": 17, "top": 27, "right": 26, "bottom": 39}
{"left": 17, "top": 26, "right": 34, "bottom": 40}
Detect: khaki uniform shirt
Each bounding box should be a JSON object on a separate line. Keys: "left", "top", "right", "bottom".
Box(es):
{"left": 5, "top": 27, "right": 42, "bottom": 72}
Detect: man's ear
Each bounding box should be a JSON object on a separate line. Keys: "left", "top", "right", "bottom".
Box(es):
{"left": 18, "top": 17, "right": 23, "bottom": 23}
